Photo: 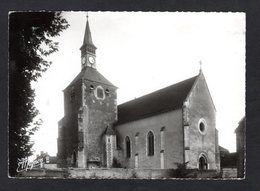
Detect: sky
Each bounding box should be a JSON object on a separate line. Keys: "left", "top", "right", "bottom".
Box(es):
{"left": 31, "top": 12, "right": 245, "bottom": 157}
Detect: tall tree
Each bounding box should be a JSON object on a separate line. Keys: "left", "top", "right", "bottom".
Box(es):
{"left": 9, "top": 12, "right": 69, "bottom": 176}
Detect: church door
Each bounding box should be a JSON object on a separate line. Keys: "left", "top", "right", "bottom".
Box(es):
{"left": 199, "top": 156, "right": 208, "bottom": 170}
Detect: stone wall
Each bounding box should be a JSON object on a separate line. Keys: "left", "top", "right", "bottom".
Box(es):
{"left": 82, "top": 79, "right": 117, "bottom": 167}
{"left": 19, "top": 168, "right": 221, "bottom": 179}
{"left": 44, "top": 164, "right": 58, "bottom": 170}
{"left": 58, "top": 75, "right": 118, "bottom": 168}
{"left": 115, "top": 109, "right": 183, "bottom": 169}
{"left": 18, "top": 168, "right": 69, "bottom": 178}
{"left": 58, "top": 79, "right": 83, "bottom": 167}
{"left": 69, "top": 168, "right": 171, "bottom": 179}
{"left": 222, "top": 168, "right": 238, "bottom": 178}
{"left": 235, "top": 118, "right": 245, "bottom": 178}
{"left": 184, "top": 73, "right": 219, "bottom": 170}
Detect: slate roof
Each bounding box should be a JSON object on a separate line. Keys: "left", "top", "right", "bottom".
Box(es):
{"left": 105, "top": 125, "right": 116, "bottom": 135}
{"left": 219, "top": 146, "right": 230, "bottom": 154}
{"left": 65, "top": 67, "right": 116, "bottom": 90}
{"left": 81, "top": 20, "right": 96, "bottom": 49}
{"left": 117, "top": 75, "right": 198, "bottom": 125}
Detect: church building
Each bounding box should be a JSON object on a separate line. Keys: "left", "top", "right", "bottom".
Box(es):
{"left": 57, "top": 18, "right": 220, "bottom": 170}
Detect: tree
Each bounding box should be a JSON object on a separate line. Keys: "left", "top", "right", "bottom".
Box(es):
{"left": 9, "top": 12, "right": 69, "bottom": 176}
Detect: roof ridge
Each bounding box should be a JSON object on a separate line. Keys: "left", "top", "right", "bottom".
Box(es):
{"left": 117, "top": 74, "right": 199, "bottom": 125}
{"left": 64, "top": 68, "right": 116, "bottom": 91}
{"left": 118, "top": 75, "right": 198, "bottom": 107}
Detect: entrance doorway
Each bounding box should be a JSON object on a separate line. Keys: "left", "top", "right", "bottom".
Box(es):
{"left": 199, "top": 155, "right": 208, "bottom": 170}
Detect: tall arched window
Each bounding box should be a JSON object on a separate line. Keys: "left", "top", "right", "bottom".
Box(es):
{"left": 147, "top": 131, "right": 154, "bottom": 156}
{"left": 125, "top": 136, "right": 131, "bottom": 158}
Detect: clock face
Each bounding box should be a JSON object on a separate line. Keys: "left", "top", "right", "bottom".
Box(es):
{"left": 88, "top": 56, "right": 95, "bottom": 64}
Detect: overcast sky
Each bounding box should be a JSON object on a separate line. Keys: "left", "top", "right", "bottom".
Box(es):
{"left": 31, "top": 12, "right": 245, "bottom": 156}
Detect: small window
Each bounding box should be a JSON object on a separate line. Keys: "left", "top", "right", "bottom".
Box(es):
{"left": 90, "top": 85, "right": 94, "bottom": 91}
{"left": 97, "top": 88, "right": 104, "bottom": 99}
{"left": 125, "top": 136, "right": 131, "bottom": 158}
{"left": 199, "top": 122, "right": 205, "bottom": 132}
{"left": 147, "top": 131, "right": 154, "bottom": 156}
{"left": 105, "top": 89, "right": 110, "bottom": 95}
{"left": 198, "top": 119, "right": 207, "bottom": 135}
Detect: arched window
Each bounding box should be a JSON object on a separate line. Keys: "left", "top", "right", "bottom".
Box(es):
{"left": 125, "top": 136, "right": 131, "bottom": 158}
{"left": 147, "top": 131, "right": 154, "bottom": 156}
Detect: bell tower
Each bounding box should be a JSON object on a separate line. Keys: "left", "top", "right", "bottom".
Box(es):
{"left": 58, "top": 15, "right": 118, "bottom": 169}
{"left": 78, "top": 15, "right": 117, "bottom": 168}
{"left": 80, "top": 16, "right": 97, "bottom": 69}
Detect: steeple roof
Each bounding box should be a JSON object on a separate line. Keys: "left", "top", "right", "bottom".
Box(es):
{"left": 105, "top": 125, "right": 116, "bottom": 135}
{"left": 64, "top": 67, "right": 117, "bottom": 91}
{"left": 81, "top": 19, "right": 96, "bottom": 48}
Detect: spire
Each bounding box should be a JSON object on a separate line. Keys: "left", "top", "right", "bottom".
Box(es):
{"left": 81, "top": 14, "right": 96, "bottom": 48}
{"left": 80, "top": 14, "right": 97, "bottom": 70}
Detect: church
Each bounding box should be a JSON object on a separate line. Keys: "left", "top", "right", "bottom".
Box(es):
{"left": 57, "top": 17, "right": 220, "bottom": 171}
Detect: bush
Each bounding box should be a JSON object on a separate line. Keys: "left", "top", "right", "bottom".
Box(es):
{"left": 112, "top": 158, "right": 122, "bottom": 168}
{"left": 175, "top": 161, "right": 190, "bottom": 178}
{"left": 168, "top": 162, "right": 190, "bottom": 178}
{"left": 131, "top": 171, "right": 138, "bottom": 178}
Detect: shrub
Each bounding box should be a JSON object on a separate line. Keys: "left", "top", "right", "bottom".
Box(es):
{"left": 131, "top": 171, "right": 138, "bottom": 178}
{"left": 169, "top": 162, "right": 190, "bottom": 178}
{"left": 112, "top": 158, "right": 122, "bottom": 168}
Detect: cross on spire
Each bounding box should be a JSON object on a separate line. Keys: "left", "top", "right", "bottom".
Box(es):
{"left": 199, "top": 60, "right": 202, "bottom": 73}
